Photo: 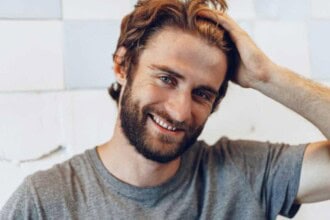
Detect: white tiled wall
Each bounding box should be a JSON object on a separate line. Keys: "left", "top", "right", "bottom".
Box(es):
{"left": 228, "top": 0, "right": 256, "bottom": 19}
{"left": 0, "top": 92, "right": 64, "bottom": 161}
{"left": 254, "top": 21, "right": 310, "bottom": 77}
{"left": 255, "top": 0, "right": 309, "bottom": 20}
{"left": 309, "top": 21, "right": 330, "bottom": 80}
{"left": 62, "top": 0, "right": 133, "bottom": 19}
{"left": 65, "top": 90, "right": 117, "bottom": 153}
{"left": 0, "top": 0, "right": 329, "bottom": 219}
{"left": 0, "top": 0, "right": 61, "bottom": 18}
{"left": 0, "top": 21, "right": 64, "bottom": 91}
{"left": 63, "top": 20, "right": 120, "bottom": 88}
{"left": 311, "top": 0, "right": 330, "bottom": 18}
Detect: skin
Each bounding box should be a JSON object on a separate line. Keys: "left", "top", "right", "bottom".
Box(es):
{"left": 197, "top": 10, "right": 330, "bottom": 203}
{"left": 97, "top": 27, "right": 227, "bottom": 187}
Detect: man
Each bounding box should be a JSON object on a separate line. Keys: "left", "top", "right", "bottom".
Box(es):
{"left": 1, "top": 0, "right": 329, "bottom": 219}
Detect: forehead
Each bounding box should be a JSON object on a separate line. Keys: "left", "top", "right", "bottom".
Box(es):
{"left": 138, "top": 27, "right": 228, "bottom": 87}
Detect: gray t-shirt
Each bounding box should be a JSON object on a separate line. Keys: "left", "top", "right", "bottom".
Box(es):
{"left": 1, "top": 137, "right": 307, "bottom": 220}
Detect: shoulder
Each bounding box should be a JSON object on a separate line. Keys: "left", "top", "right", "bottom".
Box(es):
{"left": 0, "top": 175, "right": 39, "bottom": 219}
{"left": 1, "top": 148, "right": 100, "bottom": 219}
{"left": 33, "top": 148, "right": 93, "bottom": 182}
{"left": 27, "top": 148, "right": 95, "bottom": 203}
{"left": 209, "top": 137, "right": 307, "bottom": 159}
{"left": 196, "top": 137, "right": 307, "bottom": 172}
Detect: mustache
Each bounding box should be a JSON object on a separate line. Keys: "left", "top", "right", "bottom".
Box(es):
{"left": 142, "top": 106, "right": 190, "bottom": 131}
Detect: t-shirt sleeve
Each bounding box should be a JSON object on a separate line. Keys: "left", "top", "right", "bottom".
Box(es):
{"left": 0, "top": 177, "right": 40, "bottom": 220}
{"left": 217, "top": 138, "right": 308, "bottom": 219}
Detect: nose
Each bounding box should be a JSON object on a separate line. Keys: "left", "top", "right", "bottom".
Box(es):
{"left": 165, "top": 91, "right": 192, "bottom": 123}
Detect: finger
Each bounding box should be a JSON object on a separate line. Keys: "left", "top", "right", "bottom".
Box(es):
{"left": 197, "top": 10, "right": 236, "bottom": 31}
{"left": 216, "top": 14, "right": 248, "bottom": 41}
{"left": 197, "top": 9, "right": 229, "bottom": 30}
{"left": 197, "top": 10, "right": 247, "bottom": 37}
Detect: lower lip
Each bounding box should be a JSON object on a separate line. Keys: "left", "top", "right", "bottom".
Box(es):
{"left": 149, "top": 115, "right": 183, "bottom": 136}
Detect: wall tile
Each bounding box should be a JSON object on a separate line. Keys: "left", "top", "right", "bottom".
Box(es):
{"left": 63, "top": 90, "right": 117, "bottom": 154}
{"left": 63, "top": 0, "right": 132, "bottom": 20}
{"left": 63, "top": 21, "right": 119, "bottom": 89}
{"left": 0, "top": 92, "right": 65, "bottom": 161}
{"left": 255, "top": 0, "right": 280, "bottom": 19}
{"left": 0, "top": 21, "right": 64, "bottom": 91}
{"left": 228, "top": 0, "right": 255, "bottom": 20}
{"left": 254, "top": 21, "right": 310, "bottom": 77}
{"left": 309, "top": 21, "right": 330, "bottom": 80}
{"left": 311, "top": 0, "right": 330, "bottom": 19}
{"left": 0, "top": 0, "right": 61, "bottom": 19}
{"left": 277, "top": 0, "right": 309, "bottom": 20}
{"left": 255, "top": 0, "right": 309, "bottom": 20}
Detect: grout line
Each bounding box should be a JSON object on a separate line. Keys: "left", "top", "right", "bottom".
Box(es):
{"left": 60, "top": 0, "right": 64, "bottom": 20}
{"left": 0, "top": 146, "right": 65, "bottom": 164}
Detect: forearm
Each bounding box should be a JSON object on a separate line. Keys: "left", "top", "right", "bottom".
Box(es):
{"left": 251, "top": 64, "right": 330, "bottom": 140}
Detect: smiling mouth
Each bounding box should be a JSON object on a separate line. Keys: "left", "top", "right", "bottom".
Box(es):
{"left": 149, "top": 113, "right": 180, "bottom": 132}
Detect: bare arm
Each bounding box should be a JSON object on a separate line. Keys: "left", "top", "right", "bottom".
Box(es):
{"left": 198, "top": 10, "right": 330, "bottom": 203}
{"left": 253, "top": 60, "right": 330, "bottom": 204}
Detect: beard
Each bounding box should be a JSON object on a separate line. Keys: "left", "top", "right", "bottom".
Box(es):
{"left": 119, "top": 80, "right": 205, "bottom": 163}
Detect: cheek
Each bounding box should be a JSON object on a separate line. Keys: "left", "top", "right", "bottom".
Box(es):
{"left": 134, "top": 81, "right": 211, "bottom": 125}
{"left": 135, "top": 84, "right": 169, "bottom": 104}
{"left": 192, "top": 104, "right": 210, "bottom": 125}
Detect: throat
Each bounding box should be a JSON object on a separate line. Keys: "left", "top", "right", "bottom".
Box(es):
{"left": 97, "top": 140, "right": 181, "bottom": 187}
{"left": 126, "top": 159, "right": 181, "bottom": 187}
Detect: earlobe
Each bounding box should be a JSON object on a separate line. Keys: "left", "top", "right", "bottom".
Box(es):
{"left": 113, "top": 47, "right": 127, "bottom": 85}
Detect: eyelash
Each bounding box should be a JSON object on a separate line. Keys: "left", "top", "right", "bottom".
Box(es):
{"left": 194, "top": 90, "right": 212, "bottom": 101}
{"left": 159, "top": 75, "right": 176, "bottom": 86}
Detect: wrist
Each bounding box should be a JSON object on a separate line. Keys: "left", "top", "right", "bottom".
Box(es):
{"left": 249, "top": 60, "right": 279, "bottom": 89}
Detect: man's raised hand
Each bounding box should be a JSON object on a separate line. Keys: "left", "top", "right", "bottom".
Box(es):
{"left": 198, "top": 10, "right": 277, "bottom": 89}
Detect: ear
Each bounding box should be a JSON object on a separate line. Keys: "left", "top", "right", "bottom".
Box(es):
{"left": 113, "top": 47, "right": 127, "bottom": 85}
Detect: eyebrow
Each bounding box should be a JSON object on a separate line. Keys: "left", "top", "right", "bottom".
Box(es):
{"left": 149, "top": 64, "right": 219, "bottom": 97}
{"left": 149, "top": 64, "right": 185, "bottom": 80}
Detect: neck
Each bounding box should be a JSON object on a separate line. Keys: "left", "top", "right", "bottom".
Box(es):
{"left": 97, "top": 118, "right": 181, "bottom": 187}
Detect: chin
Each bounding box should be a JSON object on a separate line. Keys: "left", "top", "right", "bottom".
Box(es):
{"left": 134, "top": 139, "right": 190, "bottom": 164}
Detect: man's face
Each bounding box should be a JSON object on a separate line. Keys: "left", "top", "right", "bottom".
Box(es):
{"left": 119, "top": 27, "right": 228, "bottom": 163}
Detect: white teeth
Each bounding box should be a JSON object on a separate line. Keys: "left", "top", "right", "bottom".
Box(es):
{"left": 152, "top": 115, "right": 177, "bottom": 131}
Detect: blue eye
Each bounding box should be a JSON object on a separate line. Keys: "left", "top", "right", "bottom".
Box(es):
{"left": 160, "top": 76, "right": 175, "bottom": 85}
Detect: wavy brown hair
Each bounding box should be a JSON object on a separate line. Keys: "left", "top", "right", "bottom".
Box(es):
{"left": 109, "top": 0, "right": 238, "bottom": 112}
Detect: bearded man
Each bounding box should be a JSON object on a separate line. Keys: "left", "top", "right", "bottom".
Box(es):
{"left": 1, "top": 0, "right": 330, "bottom": 219}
